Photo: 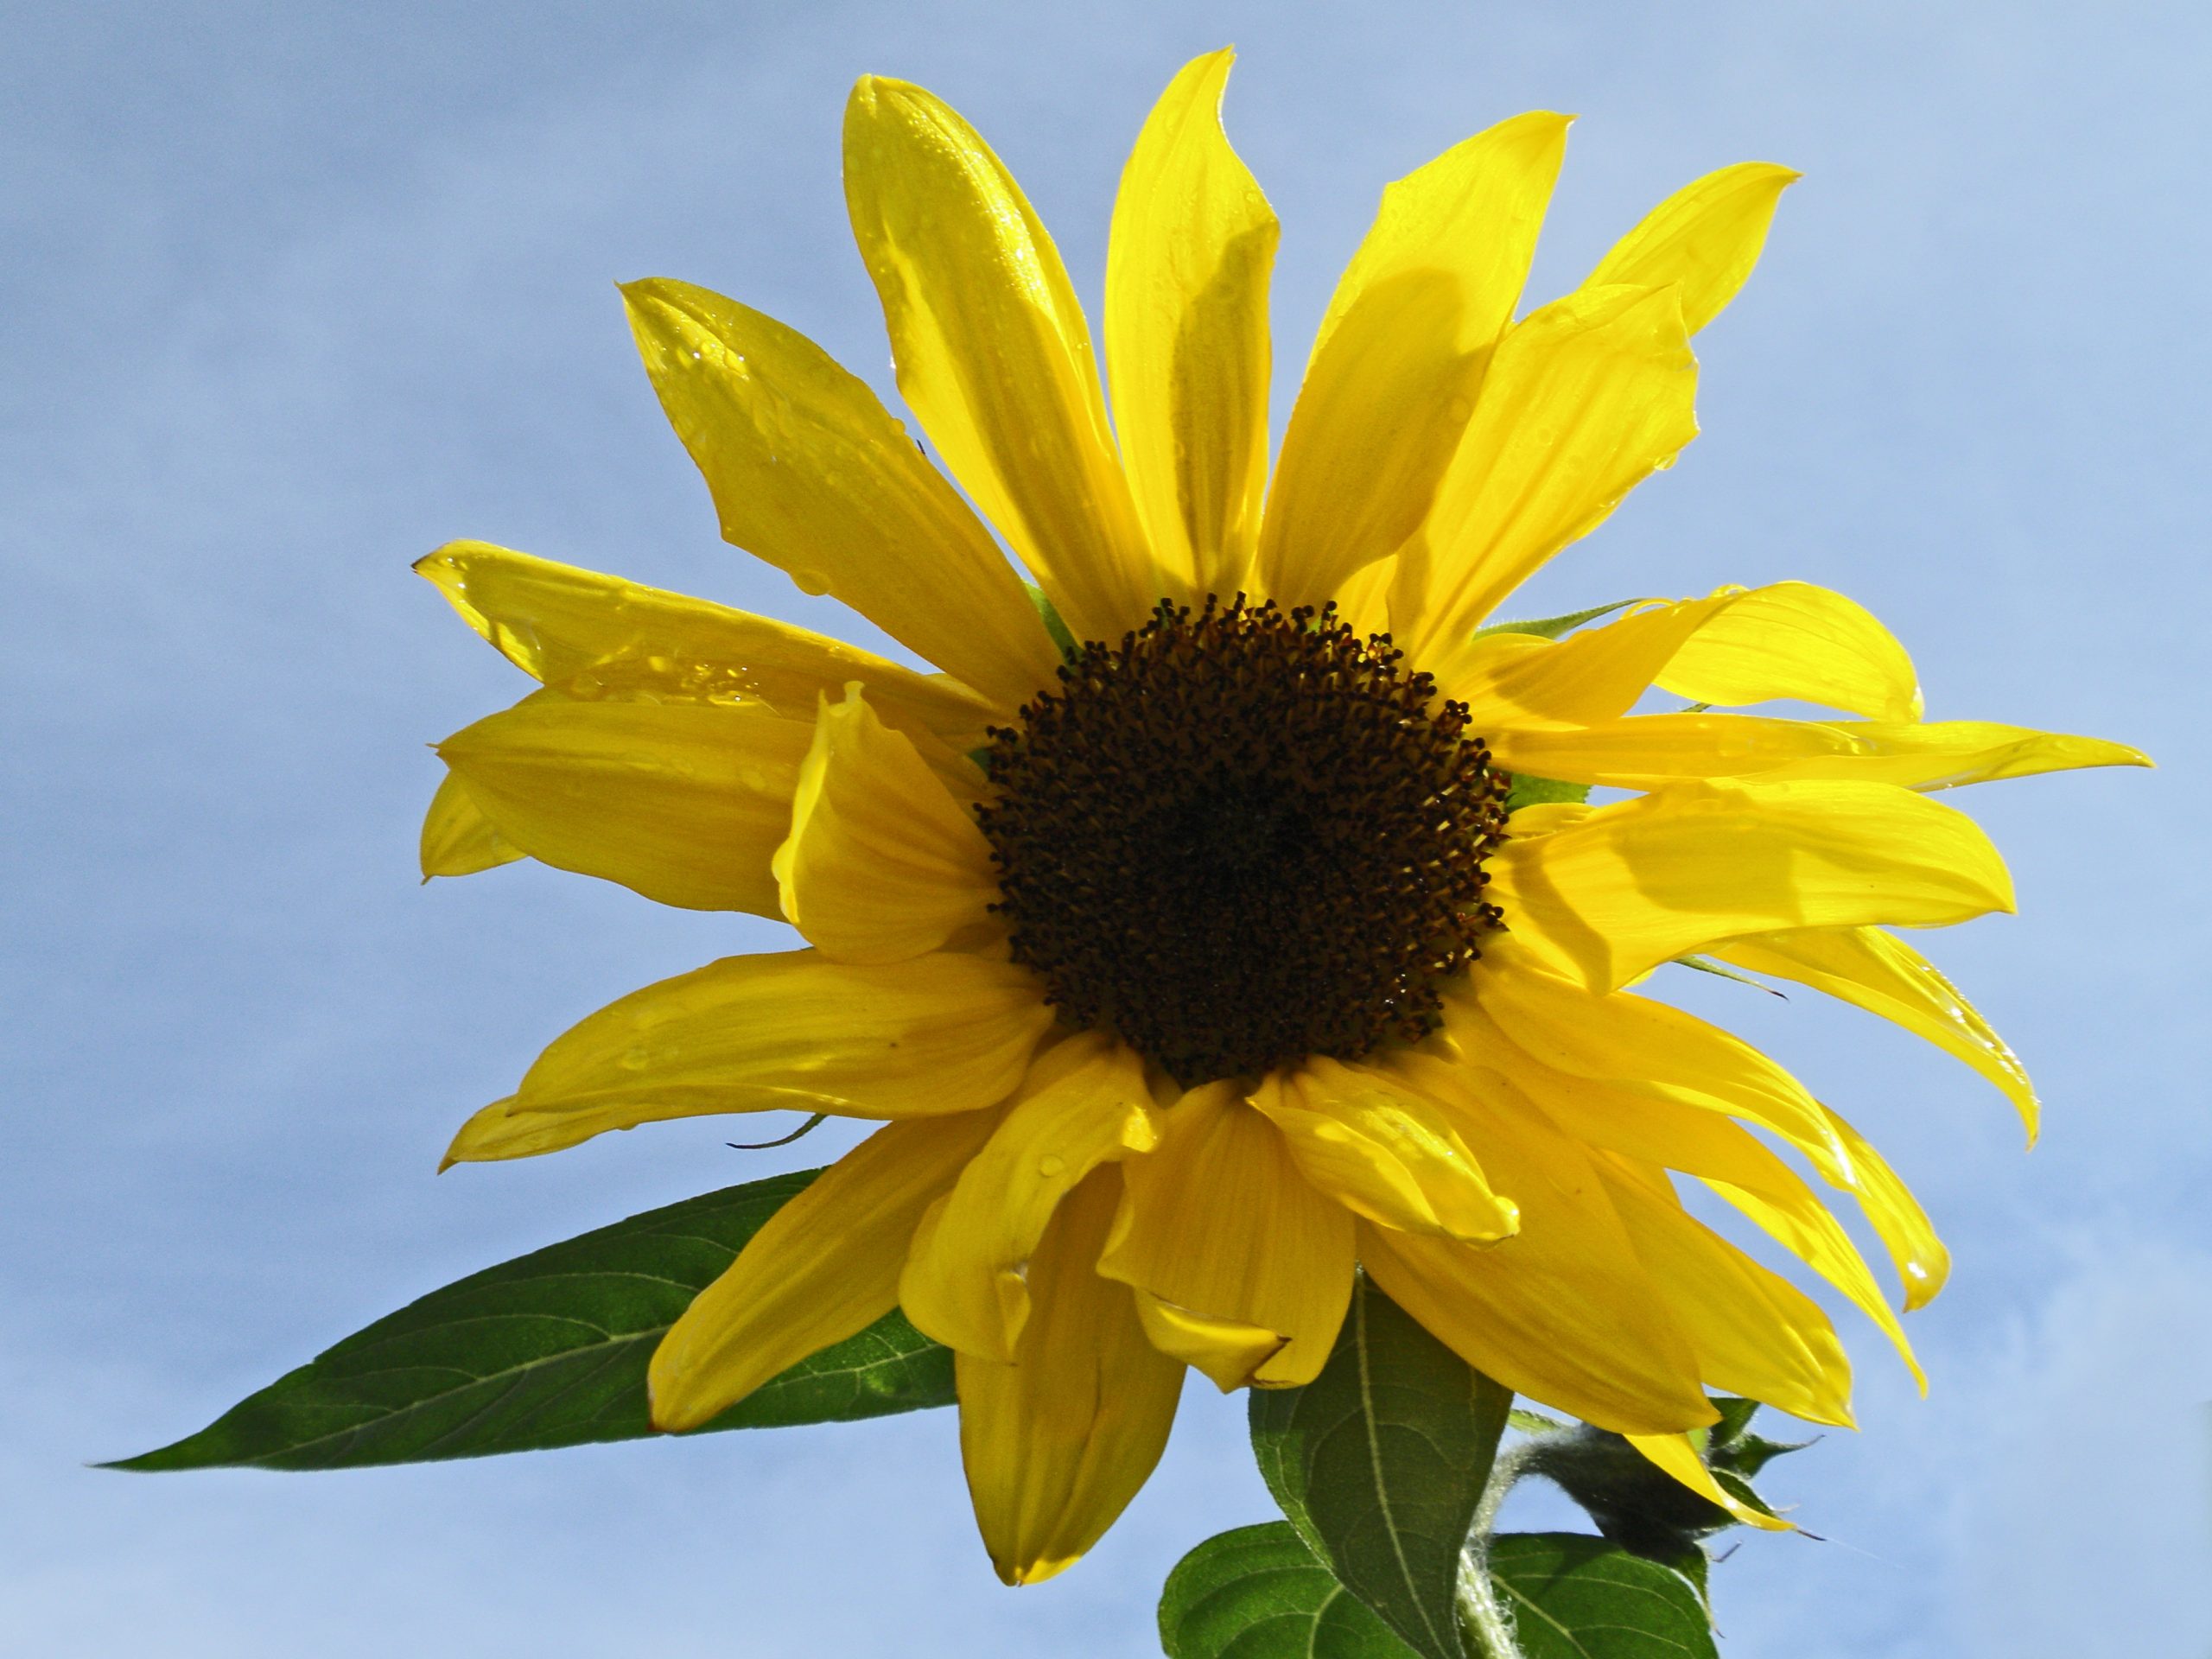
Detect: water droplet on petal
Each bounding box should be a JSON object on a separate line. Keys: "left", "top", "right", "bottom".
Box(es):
{"left": 1036, "top": 1153, "right": 1065, "bottom": 1179}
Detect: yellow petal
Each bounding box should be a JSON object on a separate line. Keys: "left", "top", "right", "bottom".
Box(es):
{"left": 1749, "top": 720, "right": 2153, "bottom": 791}
{"left": 773, "top": 685, "right": 999, "bottom": 964}
{"left": 958, "top": 1166, "right": 1184, "bottom": 1586}
{"left": 1097, "top": 1082, "right": 1354, "bottom": 1389}
{"left": 437, "top": 696, "right": 814, "bottom": 914}
{"left": 1655, "top": 581, "right": 1923, "bottom": 721}
{"left": 1491, "top": 711, "right": 1864, "bottom": 789}
{"left": 415, "top": 540, "right": 1002, "bottom": 744}
{"left": 1471, "top": 948, "right": 1847, "bottom": 1176}
{"left": 1256, "top": 111, "right": 1571, "bottom": 607}
{"left": 1624, "top": 1433, "right": 1794, "bottom": 1532}
{"left": 1586, "top": 162, "right": 1800, "bottom": 335}
{"left": 441, "top": 950, "right": 1052, "bottom": 1164}
{"left": 1599, "top": 1154, "right": 1853, "bottom": 1426}
{"left": 1816, "top": 1102, "right": 1948, "bottom": 1311}
{"left": 1494, "top": 713, "right": 2155, "bottom": 794}
{"left": 1464, "top": 959, "right": 1933, "bottom": 1368}
{"left": 1105, "top": 48, "right": 1276, "bottom": 600}
{"left": 1466, "top": 1007, "right": 1924, "bottom": 1387}
{"left": 1256, "top": 1058, "right": 1519, "bottom": 1243}
{"left": 1488, "top": 778, "right": 2015, "bottom": 989}
{"left": 1711, "top": 925, "right": 2038, "bottom": 1139}
{"left": 418, "top": 768, "right": 521, "bottom": 880}
{"left": 1397, "top": 284, "right": 1699, "bottom": 652}
{"left": 843, "top": 77, "right": 1159, "bottom": 649}
{"left": 622, "top": 278, "right": 1058, "bottom": 711}
{"left": 648, "top": 1112, "right": 999, "bottom": 1431}
{"left": 1446, "top": 589, "right": 1743, "bottom": 728}
{"left": 901, "top": 1034, "right": 1157, "bottom": 1361}
{"left": 1358, "top": 1059, "right": 1713, "bottom": 1433}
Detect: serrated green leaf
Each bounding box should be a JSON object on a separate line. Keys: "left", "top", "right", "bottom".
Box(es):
{"left": 1159, "top": 1523, "right": 1421, "bottom": 1659}
{"left": 111, "top": 1169, "right": 952, "bottom": 1471}
{"left": 1487, "top": 1535, "right": 1717, "bottom": 1659}
{"left": 1249, "top": 1273, "right": 1512, "bottom": 1659}
{"left": 1472, "top": 601, "right": 1637, "bottom": 643}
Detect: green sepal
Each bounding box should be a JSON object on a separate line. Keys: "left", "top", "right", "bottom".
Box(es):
{"left": 109, "top": 1168, "right": 953, "bottom": 1471}
{"left": 1486, "top": 1534, "right": 1718, "bottom": 1658}
{"left": 1503, "top": 773, "right": 1591, "bottom": 814}
{"left": 1670, "top": 956, "right": 1785, "bottom": 995}
{"left": 1518, "top": 1398, "right": 1806, "bottom": 1567}
{"left": 1249, "top": 1272, "right": 1512, "bottom": 1659}
{"left": 1159, "top": 1522, "right": 1422, "bottom": 1659}
{"left": 1472, "top": 600, "right": 1637, "bottom": 643}
{"left": 1026, "top": 580, "right": 1079, "bottom": 658}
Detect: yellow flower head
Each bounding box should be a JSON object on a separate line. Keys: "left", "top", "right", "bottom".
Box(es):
{"left": 418, "top": 51, "right": 2148, "bottom": 1586}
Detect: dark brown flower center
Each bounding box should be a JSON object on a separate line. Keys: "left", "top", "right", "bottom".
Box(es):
{"left": 976, "top": 595, "right": 1510, "bottom": 1087}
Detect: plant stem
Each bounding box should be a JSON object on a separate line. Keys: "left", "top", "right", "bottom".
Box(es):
{"left": 1458, "top": 1426, "right": 1535, "bottom": 1659}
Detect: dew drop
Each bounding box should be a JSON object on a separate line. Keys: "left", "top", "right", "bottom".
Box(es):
{"left": 791, "top": 567, "right": 831, "bottom": 596}
{"left": 1036, "top": 1153, "right": 1065, "bottom": 1179}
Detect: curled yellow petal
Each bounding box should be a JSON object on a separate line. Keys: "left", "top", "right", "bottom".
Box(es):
{"left": 622, "top": 279, "right": 1058, "bottom": 711}
{"left": 415, "top": 540, "right": 1001, "bottom": 743}
{"left": 1624, "top": 1432, "right": 1794, "bottom": 1532}
{"left": 1586, "top": 162, "right": 1800, "bottom": 336}
{"left": 1465, "top": 961, "right": 1936, "bottom": 1366}
{"left": 436, "top": 696, "right": 814, "bottom": 915}
{"left": 1599, "top": 1154, "right": 1853, "bottom": 1427}
{"left": 1491, "top": 711, "right": 1863, "bottom": 789}
{"left": 418, "top": 768, "right": 521, "bottom": 880}
{"left": 648, "top": 1112, "right": 998, "bottom": 1431}
{"left": 774, "top": 685, "right": 999, "bottom": 964}
{"left": 1396, "top": 283, "right": 1699, "bottom": 652}
{"left": 1446, "top": 589, "right": 1741, "bottom": 728}
{"left": 1489, "top": 778, "right": 2015, "bottom": 990}
{"left": 1105, "top": 48, "right": 1276, "bottom": 601}
{"left": 1257, "top": 111, "right": 1570, "bottom": 607}
{"left": 1358, "top": 1059, "right": 1713, "bottom": 1434}
{"left": 957, "top": 1166, "right": 1184, "bottom": 1586}
{"left": 1711, "top": 925, "right": 2038, "bottom": 1139}
{"left": 844, "top": 76, "right": 1158, "bottom": 649}
{"left": 441, "top": 950, "right": 1052, "bottom": 1163}
{"left": 1655, "top": 581, "right": 1923, "bottom": 721}
{"left": 1817, "top": 1102, "right": 1948, "bottom": 1311}
{"left": 900, "top": 1034, "right": 1156, "bottom": 1361}
{"left": 1749, "top": 720, "right": 2152, "bottom": 791}
{"left": 1493, "top": 713, "right": 2154, "bottom": 794}
{"left": 1257, "top": 1058, "right": 1518, "bottom": 1243}
{"left": 1098, "top": 1082, "right": 1354, "bottom": 1389}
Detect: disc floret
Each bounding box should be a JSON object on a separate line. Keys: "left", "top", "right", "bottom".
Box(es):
{"left": 976, "top": 596, "right": 1510, "bottom": 1086}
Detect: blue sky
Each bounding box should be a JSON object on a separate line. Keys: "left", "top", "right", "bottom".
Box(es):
{"left": 5, "top": 1, "right": 2207, "bottom": 1653}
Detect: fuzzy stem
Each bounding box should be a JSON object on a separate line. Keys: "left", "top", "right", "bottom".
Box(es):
{"left": 1457, "top": 1440, "right": 1538, "bottom": 1659}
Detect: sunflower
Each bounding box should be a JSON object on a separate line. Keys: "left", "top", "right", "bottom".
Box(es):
{"left": 419, "top": 51, "right": 2145, "bottom": 1585}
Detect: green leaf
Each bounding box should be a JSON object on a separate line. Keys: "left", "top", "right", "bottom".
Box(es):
{"left": 1669, "top": 956, "right": 1785, "bottom": 996}
{"left": 1503, "top": 773, "right": 1591, "bottom": 814}
{"left": 111, "top": 1169, "right": 951, "bottom": 1471}
{"left": 1486, "top": 1535, "right": 1717, "bottom": 1659}
{"left": 1471, "top": 601, "right": 1636, "bottom": 643}
{"left": 1249, "top": 1273, "right": 1512, "bottom": 1659}
{"left": 1700, "top": 1395, "right": 1811, "bottom": 1483}
{"left": 1159, "top": 1523, "right": 1422, "bottom": 1659}
{"left": 1026, "top": 579, "right": 1079, "bottom": 658}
